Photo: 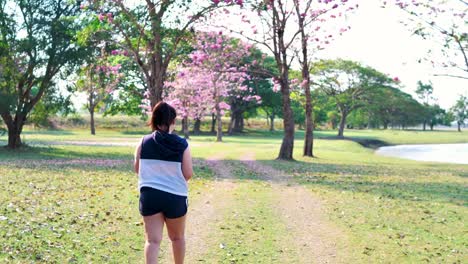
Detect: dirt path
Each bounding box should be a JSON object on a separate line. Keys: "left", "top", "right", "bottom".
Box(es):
{"left": 240, "top": 153, "right": 348, "bottom": 264}
{"left": 160, "top": 155, "right": 238, "bottom": 263}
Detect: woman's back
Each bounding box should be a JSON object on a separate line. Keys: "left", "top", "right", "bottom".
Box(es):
{"left": 139, "top": 131, "right": 188, "bottom": 196}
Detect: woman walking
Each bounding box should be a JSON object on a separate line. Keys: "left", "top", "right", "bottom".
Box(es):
{"left": 134, "top": 102, "right": 193, "bottom": 264}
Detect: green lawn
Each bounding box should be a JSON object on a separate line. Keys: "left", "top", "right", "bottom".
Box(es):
{"left": 0, "top": 128, "right": 466, "bottom": 263}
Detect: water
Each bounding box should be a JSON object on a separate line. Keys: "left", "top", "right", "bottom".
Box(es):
{"left": 375, "top": 143, "right": 468, "bottom": 164}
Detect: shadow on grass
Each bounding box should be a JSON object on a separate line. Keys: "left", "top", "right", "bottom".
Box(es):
{"left": 257, "top": 158, "right": 467, "bottom": 206}
{"left": 201, "top": 157, "right": 467, "bottom": 208}
{"left": 22, "top": 130, "right": 76, "bottom": 135}
{"left": 0, "top": 145, "right": 131, "bottom": 160}
{"left": 298, "top": 176, "right": 467, "bottom": 206}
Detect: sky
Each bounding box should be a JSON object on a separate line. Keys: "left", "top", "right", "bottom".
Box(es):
{"left": 313, "top": 1, "right": 467, "bottom": 109}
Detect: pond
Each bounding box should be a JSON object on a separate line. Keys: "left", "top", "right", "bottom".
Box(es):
{"left": 375, "top": 143, "right": 468, "bottom": 164}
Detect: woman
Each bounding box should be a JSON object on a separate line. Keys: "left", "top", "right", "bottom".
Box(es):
{"left": 134, "top": 102, "right": 193, "bottom": 264}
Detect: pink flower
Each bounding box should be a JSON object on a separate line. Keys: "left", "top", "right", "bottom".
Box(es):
{"left": 107, "top": 13, "right": 113, "bottom": 23}
{"left": 218, "top": 101, "right": 230, "bottom": 110}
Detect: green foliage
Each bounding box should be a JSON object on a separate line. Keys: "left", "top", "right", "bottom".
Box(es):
{"left": 415, "top": 81, "right": 434, "bottom": 105}
{"left": 253, "top": 55, "right": 283, "bottom": 121}
{"left": 290, "top": 98, "right": 305, "bottom": 127}
{"left": 312, "top": 90, "right": 336, "bottom": 126}
{"left": 105, "top": 84, "right": 146, "bottom": 116}
{"left": 450, "top": 94, "right": 468, "bottom": 128}
{"left": 352, "top": 86, "right": 425, "bottom": 129}
{"left": 326, "top": 110, "right": 340, "bottom": 129}
{"left": 27, "top": 86, "right": 74, "bottom": 128}
{"left": 311, "top": 59, "right": 395, "bottom": 135}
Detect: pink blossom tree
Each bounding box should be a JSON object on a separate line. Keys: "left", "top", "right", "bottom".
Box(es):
{"left": 164, "top": 67, "right": 214, "bottom": 139}
{"left": 384, "top": 0, "right": 467, "bottom": 79}
{"left": 226, "top": 83, "right": 262, "bottom": 134}
{"left": 166, "top": 32, "right": 258, "bottom": 141}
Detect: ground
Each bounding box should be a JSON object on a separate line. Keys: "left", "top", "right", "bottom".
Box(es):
{"left": 0, "top": 129, "right": 466, "bottom": 263}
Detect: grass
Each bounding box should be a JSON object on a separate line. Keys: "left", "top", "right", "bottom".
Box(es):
{"left": 0, "top": 128, "right": 467, "bottom": 263}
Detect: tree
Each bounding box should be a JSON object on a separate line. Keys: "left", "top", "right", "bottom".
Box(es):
{"left": 86, "top": 0, "right": 244, "bottom": 108}
{"left": 427, "top": 104, "right": 447, "bottom": 130}
{"left": 75, "top": 45, "right": 122, "bottom": 135}
{"left": 359, "top": 86, "right": 424, "bottom": 129}
{"left": 312, "top": 59, "right": 394, "bottom": 137}
{"left": 227, "top": 47, "right": 268, "bottom": 134}
{"left": 415, "top": 80, "right": 435, "bottom": 130}
{"left": 292, "top": 0, "right": 355, "bottom": 156}
{"left": 217, "top": 1, "right": 299, "bottom": 159}
{"left": 0, "top": 0, "right": 85, "bottom": 148}
{"left": 450, "top": 94, "right": 468, "bottom": 132}
{"left": 386, "top": 0, "right": 468, "bottom": 80}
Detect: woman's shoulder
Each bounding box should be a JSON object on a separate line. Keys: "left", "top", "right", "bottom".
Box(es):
{"left": 171, "top": 134, "right": 189, "bottom": 149}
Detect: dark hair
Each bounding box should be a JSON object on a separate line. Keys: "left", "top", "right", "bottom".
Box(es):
{"left": 148, "top": 102, "right": 177, "bottom": 132}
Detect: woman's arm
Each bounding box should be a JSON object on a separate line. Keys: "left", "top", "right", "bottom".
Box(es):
{"left": 134, "top": 143, "right": 141, "bottom": 174}
{"left": 181, "top": 146, "right": 193, "bottom": 181}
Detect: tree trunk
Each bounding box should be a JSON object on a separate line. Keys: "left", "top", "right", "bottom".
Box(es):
{"left": 423, "top": 121, "right": 426, "bottom": 131}
{"left": 216, "top": 104, "right": 223, "bottom": 142}
{"left": 458, "top": 122, "right": 461, "bottom": 132}
{"left": 193, "top": 118, "right": 201, "bottom": 135}
{"left": 228, "top": 115, "right": 235, "bottom": 135}
{"left": 277, "top": 81, "right": 295, "bottom": 160}
{"left": 233, "top": 111, "right": 243, "bottom": 132}
{"left": 182, "top": 116, "right": 190, "bottom": 139}
{"left": 269, "top": 114, "right": 275, "bottom": 131}
{"left": 147, "top": 48, "right": 167, "bottom": 108}
{"left": 211, "top": 113, "right": 216, "bottom": 134}
{"left": 90, "top": 109, "right": 96, "bottom": 135}
{"left": 338, "top": 110, "right": 348, "bottom": 138}
{"left": 1, "top": 113, "right": 24, "bottom": 149}
{"left": 7, "top": 126, "right": 22, "bottom": 149}
{"left": 383, "top": 122, "right": 388, "bottom": 129}
{"left": 430, "top": 124, "right": 434, "bottom": 131}
{"left": 296, "top": 6, "right": 314, "bottom": 157}
{"left": 303, "top": 82, "right": 314, "bottom": 157}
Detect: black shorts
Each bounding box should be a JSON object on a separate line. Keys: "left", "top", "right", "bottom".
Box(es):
{"left": 139, "top": 187, "right": 188, "bottom": 219}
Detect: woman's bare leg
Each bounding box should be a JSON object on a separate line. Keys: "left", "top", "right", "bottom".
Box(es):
{"left": 143, "top": 213, "right": 165, "bottom": 264}
{"left": 165, "top": 215, "right": 186, "bottom": 264}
